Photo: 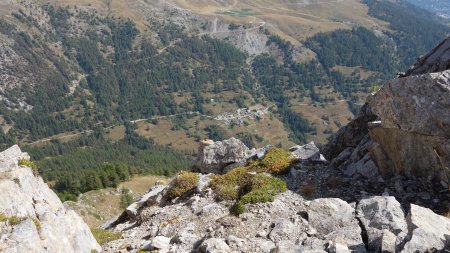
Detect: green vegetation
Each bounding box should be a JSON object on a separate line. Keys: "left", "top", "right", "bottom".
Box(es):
{"left": 8, "top": 216, "right": 24, "bottom": 225}
{"left": 236, "top": 174, "right": 286, "bottom": 214}
{"left": 18, "top": 158, "right": 38, "bottom": 176}
{"left": 165, "top": 171, "right": 199, "bottom": 200}
{"left": 304, "top": 27, "right": 398, "bottom": 75}
{"left": 32, "top": 218, "right": 41, "bottom": 231}
{"left": 257, "top": 147, "right": 292, "bottom": 174}
{"left": 209, "top": 147, "right": 289, "bottom": 215}
{"left": 0, "top": 213, "right": 6, "bottom": 222}
{"left": 218, "top": 8, "right": 253, "bottom": 17}
{"left": 13, "top": 177, "right": 21, "bottom": 187}
{"left": 364, "top": 0, "right": 450, "bottom": 68}
{"left": 91, "top": 228, "right": 122, "bottom": 245}
{"left": 120, "top": 188, "right": 134, "bottom": 209}
{"left": 24, "top": 124, "right": 191, "bottom": 201}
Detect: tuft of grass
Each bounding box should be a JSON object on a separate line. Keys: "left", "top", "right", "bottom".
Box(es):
{"left": 18, "top": 158, "right": 39, "bottom": 176}
{"left": 13, "top": 177, "right": 21, "bottom": 187}
{"left": 235, "top": 174, "right": 286, "bottom": 214}
{"left": 165, "top": 171, "right": 199, "bottom": 200}
{"left": 257, "top": 147, "right": 293, "bottom": 174}
{"left": 210, "top": 167, "right": 250, "bottom": 201}
{"left": 210, "top": 167, "right": 287, "bottom": 215}
{"left": 32, "top": 218, "right": 41, "bottom": 231}
{"left": 299, "top": 184, "right": 316, "bottom": 198}
{"left": 0, "top": 213, "right": 7, "bottom": 222}
{"left": 8, "top": 216, "right": 24, "bottom": 225}
{"left": 91, "top": 250, "right": 99, "bottom": 253}
{"left": 91, "top": 228, "right": 122, "bottom": 245}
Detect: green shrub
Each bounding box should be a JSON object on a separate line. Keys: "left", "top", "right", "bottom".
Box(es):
{"left": 13, "top": 177, "right": 21, "bottom": 187}
{"left": 18, "top": 158, "right": 39, "bottom": 176}
{"left": 0, "top": 213, "right": 7, "bottom": 222}
{"left": 8, "top": 216, "right": 24, "bottom": 225}
{"left": 211, "top": 167, "right": 287, "bottom": 215}
{"left": 258, "top": 147, "right": 292, "bottom": 174}
{"left": 91, "top": 228, "right": 122, "bottom": 245}
{"left": 235, "top": 174, "right": 286, "bottom": 214}
{"left": 165, "top": 171, "right": 199, "bottom": 200}
{"left": 210, "top": 167, "right": 250, "bottom": 201}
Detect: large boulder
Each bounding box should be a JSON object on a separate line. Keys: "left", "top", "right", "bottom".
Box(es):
{"left": 367, "top": 70, "right": 450, "bottom": 185}
{"left": 0, "top": 145, "right": 101, "bottom": 253}
{"left": 401, "top": 204, "right": 450, "bottom": 252}
{"left": 194, "top": 138, "right": 250, "bottom": 174}
{"left": 289, "top": 142, "right": 326, "bottom": 163}
{"left": 356, "top": 196, "right": 408, "bottom": 251}
{"left": 307, "top": 198, "right": 354, "bottom": 235}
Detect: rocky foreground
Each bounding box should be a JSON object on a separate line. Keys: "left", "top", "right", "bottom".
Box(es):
{"left": 100, "top": 39, "right": 450, "bottom": 253}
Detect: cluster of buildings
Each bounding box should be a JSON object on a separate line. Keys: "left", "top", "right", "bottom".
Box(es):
{"left": 215, "top": 107, "right": 269, "bottom": 125}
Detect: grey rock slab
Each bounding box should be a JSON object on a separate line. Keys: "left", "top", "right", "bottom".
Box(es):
{"left": 195, "top": 138, "right": 250, "bottom": 174}
{"left": 308, "top": 198, "right": 354, "bottom": 235}
{"left": 0, "top": 145, "right": 101, "bottom": 253}
{"left": 401, "top": 204, "right": 450, "bottom": 252}
{"left": 151, "top": 236, "right": 171, "bottom": 250}
{"left": 268, "top": 218, "right": 295, "bottom": 242}
{"left": 199, "top": 238, "right": 231, "bottom": 253}
{"left": 289, "top": 141, "right": 320, "bottom": 162}
{"left": 356, "top": 196, "right": 407, "bottom": 251}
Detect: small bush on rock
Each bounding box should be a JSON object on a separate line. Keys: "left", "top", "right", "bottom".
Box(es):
{"left": 236, "top": 174, "right": 286, "bottom": 214}
{"left": 8, "top": 216, "right": 24, "bottom": 225}
{"left": 18, "top": 158, "right": 39, "bottom": 176}
{"left": 0, "top": 213, "right": 7, "bottom": 222}
{"left": 166, "top": 171, "right": 199, "bottom": 200}
{"left": 254, "top": 147, "right": 292, "bottom": 174}
{"left": 210, "top": 167, "right": 250, "bottom": 201}
{"left": 210, "top": 166, "right": 287, "bottom": 215}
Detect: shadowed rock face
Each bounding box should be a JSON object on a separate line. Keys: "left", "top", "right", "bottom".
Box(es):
{"left": 324, "top": 36, "right": 450, "bottom": 188}
{"left": 368, "top": 60, "right": 450, "bottom": 186}
{"left": 404, "top": 36, "right": 450, "bottom": 76}
{"left": 0, "top": 145, "right": 101, "bottom": 253}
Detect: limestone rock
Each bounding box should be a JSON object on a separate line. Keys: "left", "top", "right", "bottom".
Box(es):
{"left": 367, "top": 70, "right": 450, "bottom": 185}
{"left": 151, "top": 236, "right": 171, "bottom": 250}
{"left": 195, "top": 138, "right": 250, "bottom": 174}
{"left": 289, "top": 142, "right": 320, "bottom": 161}
{"left": 357, "top": 196, "right": 407, "bottom": 251}
{"left": 199, "top": 238, "right": 231, "bottom": 253}
{"left": 268, "top": 218, "right": 295, "bottom": 242}
{"left": 380, "top": 230, "right": 397, "bottom": 253}
{"left": 401, "top": 204, "right": 450, "bottom": 252}
{"left": 0, "top": 145, "right": 101, "bottom": 253}
{"left": 307, "top": 198, "right": 354, "bottom": 235}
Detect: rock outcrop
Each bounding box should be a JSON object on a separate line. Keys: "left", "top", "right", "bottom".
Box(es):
{"left": 367, "top": 70, "right": 450, "bottom": 184}
{"left": 0, "top": 145, "right": 101, "bottom": 253}
{"left": 324, "top": 36, "right": 450, "bottom": 191}
{"left": 194, "top": 138, "right": 250, "bottom": 174}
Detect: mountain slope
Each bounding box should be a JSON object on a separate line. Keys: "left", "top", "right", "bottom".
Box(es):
{"left": 0, "top": 0, "right": 449, "bottom": 200}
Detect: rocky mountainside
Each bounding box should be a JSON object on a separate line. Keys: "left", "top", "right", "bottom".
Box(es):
{"left": 0, "top": 145, "right": 101, "bottom": 253}
{"left": 98, "top": 38, "right": 450, "bottom": 253}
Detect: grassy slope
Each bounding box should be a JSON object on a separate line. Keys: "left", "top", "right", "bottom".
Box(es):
{"left": 66, "top": 174, "right": 168, "bottom": 227}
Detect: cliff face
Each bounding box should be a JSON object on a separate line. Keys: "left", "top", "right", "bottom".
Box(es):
{"left": 0, "top": 145, "right": 101, "bottom": 253}
{"left": 324, "top": 37, "right": 450, "bottom": 190}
